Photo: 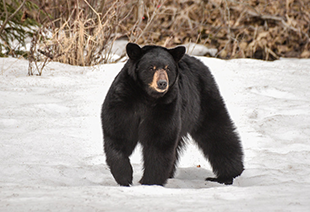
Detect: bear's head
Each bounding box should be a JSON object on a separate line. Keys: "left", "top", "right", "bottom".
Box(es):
{"left": 126, "top": 43, "right": 186, "bottom": 98}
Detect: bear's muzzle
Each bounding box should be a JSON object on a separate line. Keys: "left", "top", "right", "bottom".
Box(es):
{"left": 149, "top": 69, "right": 169, "bottom": 93}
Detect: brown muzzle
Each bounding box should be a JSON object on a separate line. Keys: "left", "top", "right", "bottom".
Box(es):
{"left": 149, "top": 69, "right": 169, "bottom": 93}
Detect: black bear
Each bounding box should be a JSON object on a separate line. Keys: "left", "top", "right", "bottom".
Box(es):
{"left": 101, "top": 43, "right": 244, "bottom": 186}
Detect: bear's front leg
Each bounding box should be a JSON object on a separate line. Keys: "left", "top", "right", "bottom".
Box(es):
{"left": 140, "top": 144, "right": 176, "bottom": 186}
{"left": 104, "top": 135, "right": 136, "bottom": 186}
{"left": 138, "top": 100, "right": 181, "bottom": 186}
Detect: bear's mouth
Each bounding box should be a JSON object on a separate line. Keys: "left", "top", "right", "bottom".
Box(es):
{"left": 148, "top": 69, "right": 169, "bottom": 94}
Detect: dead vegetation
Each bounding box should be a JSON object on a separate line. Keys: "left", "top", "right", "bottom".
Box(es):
{"left": 129, "top": 0, "right": 310, "bottom": 60}
{"left": 25, "top": 0, "right": 309, "bottom": 74}
{"left": 29, "top": 0, "right": 132, "bottom": 68}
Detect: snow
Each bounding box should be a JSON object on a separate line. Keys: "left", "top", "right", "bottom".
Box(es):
{"left": 1, "top": 56, "right": 310, "bottom": 211}
{"left": 184, "top": 42, "right": 218, "bottom": 56}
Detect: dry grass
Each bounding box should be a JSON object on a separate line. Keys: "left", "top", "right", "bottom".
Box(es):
{"left": 126, "top": 0, "right": 310, "bottom": 60}
{"left": 38, "top": 0, "right": 131, "bottom": 66}
{"left": 28, "top": 0, "right": 310, "bottom": 75}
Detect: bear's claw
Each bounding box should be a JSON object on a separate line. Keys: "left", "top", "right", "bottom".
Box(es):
{"left": 206, "top": 177, "right": 234, "bottom": 185}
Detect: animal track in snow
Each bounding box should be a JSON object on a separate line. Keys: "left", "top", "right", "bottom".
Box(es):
{"left": 248, "top": 85, "right": 297, "bottom": 100}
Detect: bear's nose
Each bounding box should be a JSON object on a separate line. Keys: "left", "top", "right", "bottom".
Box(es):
{"left": 157, "top": 80, "right": 167, "bottom": 90}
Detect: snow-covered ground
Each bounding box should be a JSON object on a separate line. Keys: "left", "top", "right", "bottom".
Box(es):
{"left": 1, "top": 56, "right": 310, "bottom": 211}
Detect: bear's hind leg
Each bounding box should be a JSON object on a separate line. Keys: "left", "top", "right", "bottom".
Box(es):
{"left": 192, "top": 126, "right": 244, "bottom": 185}
{"left": 190, "top": 101, "right": 244, "bottom": 185}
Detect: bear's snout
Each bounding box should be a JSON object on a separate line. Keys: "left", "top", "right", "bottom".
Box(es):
{"left": 157, "top": 80, "right": 167, "bottom": 90}
{"left": 149, "top": 69, "right": 169, "bottom": 93}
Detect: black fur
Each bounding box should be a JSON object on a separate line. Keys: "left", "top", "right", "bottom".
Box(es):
{"left": 101, "top": 43, "right": 244, "bottom": 186}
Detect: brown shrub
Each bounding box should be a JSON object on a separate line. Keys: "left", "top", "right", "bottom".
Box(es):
{"left": 126, "top": 0, "right": 310, "bottom": 60}
{"left": 29, "top": 0, "right": 310, "bottom": 71}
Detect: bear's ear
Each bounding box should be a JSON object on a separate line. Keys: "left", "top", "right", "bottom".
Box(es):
{"left": 126, "top": 43, "right": 142, "bottom": 61}
{"left": 168, "top": 46, "right": 186, "bottom": 62}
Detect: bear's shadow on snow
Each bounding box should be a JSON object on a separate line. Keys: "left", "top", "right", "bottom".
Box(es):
{"left": 131, "top": 166, "right": 224, "bottom": 189}
{"left": 167, "top": 167, "right": 221, "bottom": 189}
{"left": 165, "top": 168, "right": 260, "bottom": 189}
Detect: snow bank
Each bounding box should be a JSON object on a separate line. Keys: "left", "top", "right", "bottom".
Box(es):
{"left": 1, "top": 57, "right": 310, "bottom": 211}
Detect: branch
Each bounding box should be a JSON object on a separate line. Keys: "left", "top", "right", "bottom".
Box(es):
{"left": 134, "top": 0, "right": 164, "bottom": 42}
{"left": 231, "top": 5, "right": 300, "bottom": 33}
{"left": 0, "top": 0, "right": 27, "bottom": 35}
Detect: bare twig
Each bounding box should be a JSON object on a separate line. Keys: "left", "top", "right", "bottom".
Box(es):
{"left": 137, "top": 0, "right": 144, "bottom": 25}
{"left": 28, "top": 33, "right": 37, "bottom": 76}
{"left": 0, "top": 0, "right": 27, "bottom": 35}
{"left": 132, "top": 0, "right": 165, "bottom": 43}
